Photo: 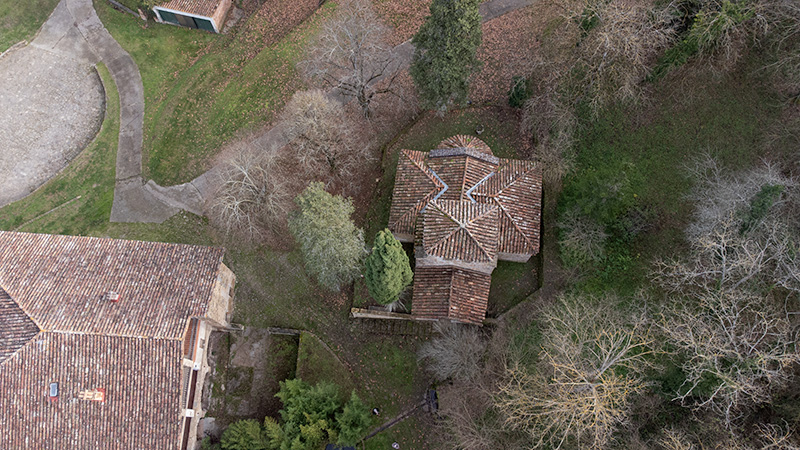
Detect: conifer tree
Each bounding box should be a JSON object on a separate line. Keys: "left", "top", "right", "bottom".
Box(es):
{"left": 364, "top": 229, "right": 413, "bottom": 305}
{"left": 336, "top": 391, "right": 372, "bottom": 445}
{"left": 410, "top": 0, "right": 483, "bottom": 113}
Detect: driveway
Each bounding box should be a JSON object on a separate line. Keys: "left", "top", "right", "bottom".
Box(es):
{"left": 0, "top": 0, "right": 104, "bottom": 208}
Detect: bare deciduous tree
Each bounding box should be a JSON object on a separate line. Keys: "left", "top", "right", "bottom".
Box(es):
{"left": 556, "top": 206, "right": 609, "bottom": 266}
{"left": 210, "top": 146, "right": 292, "bottom": 242}
{"left": 281, "top": 89, "right": 371, "bottom": 186}
{"left": 654, "top": 158, "right": 800, "bottom": 427}
{"left": 418, "top": 321, "right": 486, "bottom": 384}
{"left": 302, "top": 0, "right": 399, "bottom": 117}
{"left": 495, "top": 294, "right": 654, "bottom": 449}
{"left": 522, "top": 89, "right": 577, "bottom": 185}
{"left": 573, "top": 0, "right": 676, "bottom": 112}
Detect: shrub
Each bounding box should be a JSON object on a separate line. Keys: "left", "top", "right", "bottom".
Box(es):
{"left": 336, "top": 391, "right": 372, "bottom": 445}
{"left": 508, "top": 76, "right": 532, "bottom": 108}
{"left": 556, "top": 207, "right": 609, "bottom": 267}
{"left": 276, "top": 379, "right": 342, "bottom": 450}
{"left": 418, "top": 322, "right": 486, "bottom": 383}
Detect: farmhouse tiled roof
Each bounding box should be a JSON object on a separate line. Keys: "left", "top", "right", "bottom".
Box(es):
{"left": 412, "top": 266, "right": 492, "bottom": 325}
{"left": 0, "top": 231, "right": 225, "bottom": 339}
{"left": 388, "top": 136, "right": 542, "bottom": 325}
{"left": 157, "top": 0, "right": 221, "bottom": 17}
{"left": 0, "top": 231, "right": 229, "bottom": 450}
{"left": 388, "top": 138, "right": 542, "bottom": 257}
{"left": 421, "top": 200, "right": 499, "bottom": 263}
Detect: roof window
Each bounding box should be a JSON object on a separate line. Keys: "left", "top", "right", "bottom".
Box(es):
{"left": 49, "top": 382, "right": 58, "bottom": 402}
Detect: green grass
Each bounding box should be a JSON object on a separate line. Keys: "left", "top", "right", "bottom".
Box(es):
{"left": 0, "top": 0, "right": 59, "bottom": 52}
{"left": 95, "top": 0, "right": 337, "bottom": 185}
{"left": 487, "top": 258, "right": 539, "bottom": 317}
{"left": 0, "top": 63, "right": 118, "bottom": 235}
{"left": 296, "top": 332, "right": 356, "bottom": 398}
{"left": 560, "top": 56, "right": 781, "bottom": 295}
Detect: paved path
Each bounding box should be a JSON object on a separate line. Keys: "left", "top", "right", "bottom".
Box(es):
{"left": 8, "top": 0, "right": 533, "bottom": 222}
{"left": 0, "top": 0, "right": 104, "bottom": 208}
{"left": 107, "top": 0, "right": 535, "bottom": 223}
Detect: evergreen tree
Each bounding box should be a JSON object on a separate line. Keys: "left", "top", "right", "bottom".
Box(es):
{"left": 288, "top": 182, "right": 366, "bottom": 291}
{"left": 410, "top": 0, "right": 483, "bottom": 113}
{"left": 220, "top": 419, "right": 268, "bottom": 450}
{"left": 276, "top": 379, "right": 342, "bottom": 450}
{"left": 364, "top": 229, "right": 413, "bottom": 305}
{"left": 336, "top": 391, "right": 372, "bottom": 445}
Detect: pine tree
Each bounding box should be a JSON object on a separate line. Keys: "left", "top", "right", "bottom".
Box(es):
{"left": 410, "top": 0, "right": 483, "bottom": 113}
{"left": 336, "top": 391, "right": 372, "bottom": 445}
{"left": 288, "top": 182, "right": 366, "bottom": 291}
{"left": 364, "top": 229, "right": 412, "bottom": 305}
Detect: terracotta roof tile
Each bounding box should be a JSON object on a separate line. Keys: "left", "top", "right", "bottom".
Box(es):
{"left": 389, "top": 136, "right": 542, "bottom": 325}
{"left": 157, "top": 0, "right": 222, "bottom": 17}
{"left": 0, "top": 288, "right": 39, "bottom": 365}
{"left": 0, "top": 231, "right": 232, "bottom": 449}
{"left": 388, "top": 150, "right": 443, "bottom": 237}
{"left": 438, "top": 135, "right": 493, "bottom": 155}
{"left": 0, "top": 333, "right": 182, "bottom": 449}
{"left": 411, "top": 267, "right": 491, "bottom": 325}
{"left": 422, "top": 200, "right": 499, "bottom": 263}
{"left": 0, "top": 231, "right": 225, "bottom": 339}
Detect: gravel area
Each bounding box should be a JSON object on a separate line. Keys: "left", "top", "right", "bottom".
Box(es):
{"left": 0, "top": 1, "right": 105, "bottom": 209}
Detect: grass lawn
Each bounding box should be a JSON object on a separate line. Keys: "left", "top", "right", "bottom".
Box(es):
{"left": 559, "top": 56, "right": 782, "bottom": 296}
{"left": 295, "top": 332, "right": 356, "bottom": 398}
{"left": 94, "top": 0, "right": 336, "bottom": 186}
{"left": 0, "top": 0, "right": 59, "bottom": 52}
{"left": 0, "top": 63, "right": 118, "bottom": 235}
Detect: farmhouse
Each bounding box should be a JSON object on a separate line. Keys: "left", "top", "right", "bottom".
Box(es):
{"left": 153, "top": 0, "right": 232, "bottom": 33}
{"left": 0, "top": 231, "right": 236, "bottom": 450}
{"left": 388, "top": 136, "right": 542, "bottom": 325}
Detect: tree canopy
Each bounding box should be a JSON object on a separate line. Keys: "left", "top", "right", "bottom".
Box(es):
{"left": 288, "top": 182, "right": 366, "bottom": 291}
{"left": 410, "top": 0, "right": 483, "bottom": 113}
{"left": 364, "top": 229, "right": 412, "bottom": 305}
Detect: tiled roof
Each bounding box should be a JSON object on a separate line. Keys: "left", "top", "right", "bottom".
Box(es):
{"left": 389, "top": 138, "right": 542, "bottom": 257}
{"left": 388, "top": 150, "right": 444, "bottom": 236}
{"left": 438, "top": 135, "right": 493, "bottom": 155}
{"left": 421, "top": 200, "right": 499, "bottom": 263}
{"left": 0, "top": 231, "right": 225, "bottom": 340}
{"left": 389, "top": 136, "right": 542, "bottom": 325}
{"left": 411, "top": 267, "right": 492, "bottom": 325}
{"left": 0, "top": 288, "right": 38, "bottom": 365}
{"left": 157, "top": 0, "right": 222, "bottom": 17}
{"left": 0, "top": 231, "right": 231, "bottom": 449}
{"left": 474, "top": 159, "right": 542, "bottom": 256}
{"left": 0, "top": 332, "right": 182, "bottom": 449}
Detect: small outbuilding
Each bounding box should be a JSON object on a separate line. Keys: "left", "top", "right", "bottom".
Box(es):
{"left": 153, "top": 0, "right": 232, "bottom": 33}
